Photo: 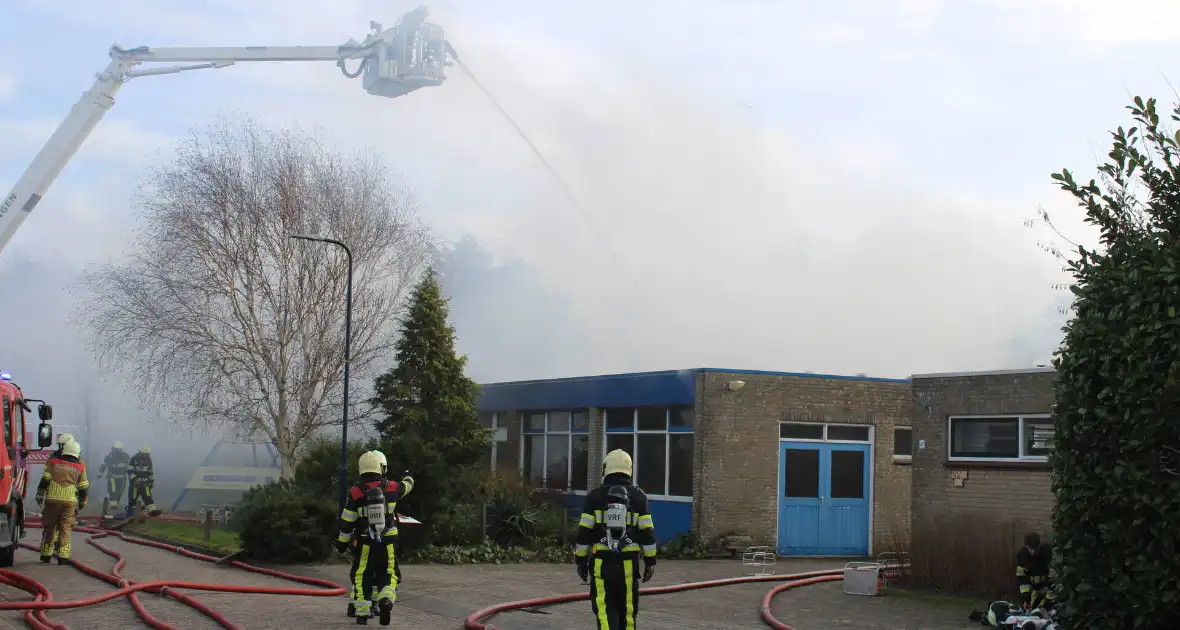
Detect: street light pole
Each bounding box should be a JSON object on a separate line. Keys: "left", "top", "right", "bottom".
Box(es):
{"left": 289, "top": 234, "right": 354, "bottom": 514}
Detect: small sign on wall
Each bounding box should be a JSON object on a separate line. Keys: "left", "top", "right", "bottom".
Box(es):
{"left": 950, "top": 469, "right": 968, "bottom": 487}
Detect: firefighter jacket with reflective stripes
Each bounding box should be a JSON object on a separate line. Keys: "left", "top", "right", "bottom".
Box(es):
{"left": 100, "top": 449, "right": 131, "bottom": 477}
{"left": 336, "top": 472, "right": 415, "bottom": 543}
{"left": 38, "top": 455, "right": 90, "bottom": 504}
{"left": 128, "top": 452, "right": 154, "bottom": 481}
{"left": 575, "top": 474, "right": 658, "bottom": 560}
{"left": 1016, "top": 544, "right": 1053, "bottom": 600}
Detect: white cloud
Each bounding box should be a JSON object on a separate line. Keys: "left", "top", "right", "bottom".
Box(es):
{"left": 0, "top": 71, "right": 14, "bottom": 101}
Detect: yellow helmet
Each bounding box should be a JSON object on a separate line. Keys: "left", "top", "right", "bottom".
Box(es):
{"left": 139, "top": 445, "right": 151, "bottom": 454}
{"left": 113, "top": 441, "right": 123, "bottom": 450}
{"left": 62, "top": 440, "right": 81, "bottom": 459}
{"left": 58, "top": 433, "right": 75, "bottom": 446}
{"left": 603, "top": 449, "right": 633, "bottom": 478}
{"left": 358, "top": 451, "right": 384, "bottom": 476}
{"left": 371, "top": 450, "right": 388, "bottom": 474}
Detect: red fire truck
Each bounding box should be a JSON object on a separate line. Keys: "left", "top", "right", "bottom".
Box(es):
{"left": 0, "top": 372, "right": 54, "bottom": 567}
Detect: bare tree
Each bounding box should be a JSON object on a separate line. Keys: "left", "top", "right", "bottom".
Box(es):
{"left": 76, "top": 117, "right": 430, "bottom": 478}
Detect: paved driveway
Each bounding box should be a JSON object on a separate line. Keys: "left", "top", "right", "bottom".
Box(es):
{"left": 0, "top": 531, "right": 980, "bottom": 629}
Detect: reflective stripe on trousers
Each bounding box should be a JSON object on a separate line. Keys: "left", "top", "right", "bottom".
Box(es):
{"left": 590, "top": 555, "right": 640, "bottom": 630}
{"left": 348, "top": 540, "right": 400, "bottom": 617}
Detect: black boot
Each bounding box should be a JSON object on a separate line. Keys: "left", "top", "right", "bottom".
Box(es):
{"left": 355, "top": 616, "right": 368, "bottom": 625}
{"left": 39, "top": 555, "right": 50, "bottom": 563}
{"left": 347, "top": 603, "right": 355, "bottom": 618}
{"left": 378, "top": 598, "right": 393, "bottom": 626}
{"left": 56, "top": 557, "right": 71, "bottom": 566}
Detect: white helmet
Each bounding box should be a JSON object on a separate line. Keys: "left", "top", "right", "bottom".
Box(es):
{"left": 358, "top": 451, "right": 384, "bottom": 476}
{"left": 113, "top": 441, "right": 124, "bottom": 450}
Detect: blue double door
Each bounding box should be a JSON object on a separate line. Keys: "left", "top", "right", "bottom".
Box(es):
{"left": 777, "top": 441, "right": 870, "bottom": 556}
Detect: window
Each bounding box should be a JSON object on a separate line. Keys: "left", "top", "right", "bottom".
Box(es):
{"left": 948, "top": 415, "right": 1052, "bottom": 461}
{"left": 1, "top": 398, "right": 9, "bottom": 449}
{"left": 779, "top": 423, "right": 870, "bottom": 443}
{"left": 521, "top": 410, "right": 590, "bottom": 491}
{"left": 604, "top": 405, "right": 694, "bottom": 499}
{"left": 478, "top": 412, "right": 508, "bottom": 473}
{"left": 893, "top": 427, "right": 912, "bottom": 460}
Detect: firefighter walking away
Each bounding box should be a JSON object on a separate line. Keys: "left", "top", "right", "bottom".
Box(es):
{"left": 128, "top": 445, "right": 162, "bottom": 517}
{"left": 36, "top": 438, "right": 89, "bottom": 565}
{"left": 575, "top": 449, "right": 658, "bottom": 629}
{"left": 99, "top": 441, "right": 130, "bottom": 518}
{"left": 335, "top": 450, "right": 415, "bottom": 625}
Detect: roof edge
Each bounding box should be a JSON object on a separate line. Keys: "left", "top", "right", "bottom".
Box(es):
{"left": 911, "top": 367, "right": 1055, "bottom": 379}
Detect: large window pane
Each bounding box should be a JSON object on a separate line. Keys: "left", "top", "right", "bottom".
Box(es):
{"left": 784, "top": 448, "right": 820, "bottom": 497}
{"left": 523, "top": 435, "right": 545, "bottom": 486}
{"left": 1023, "top": 419, "right": 1053, "bottom": 458}
{"left": 571, "top": 435, "right": 590, "bottom": 491}
{"left": 524, "top": 412, "right": 546, "bottom": 432}
{"left": 951, "top": 418, "right": 1019, "bottom": 458}
{"left": 669, "top": 405, "right": 694, "bottom": 430}
{"left": 546, "top": 434, "right": 570, "bottom": 490}
{"left": 637, "top": 406, "right": 667, "bottom": 431}
{"left": 478, "top": 412, "right": 495, "bottom": 429}
{"left": 636, "top": 433, "right": 667, "bottom": 495}
{"left": 606, "top": 407, "right": 635, "bottom": 431}
{"left": 548, "top": 411, "right": 571, "bottom": 432}
{"left": 606, "top": 433, "right": 634, "bottom": 457}
{"left": 893, "top": 428, "right": 913, "bottom": 457}
{"left": 572, "top": 409, "right": 590, "bottom": 432}
{"left": 830, "top": 450, "right": 865, "bottom": 499}
{"left": 668, "top": 434, "right": 694, "bottom": 497}
{"left": 780, "top": 423, "right": 824, "bottom": 440}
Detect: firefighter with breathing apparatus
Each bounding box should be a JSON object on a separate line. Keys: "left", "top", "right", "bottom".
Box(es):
{"left": 1017, "top": 532, "right": 1055, "bottom": 613}
{"left": 44, "top": 433, "right": 79, "bottom": 556}
{"left": 127, "top": 444, "right": 162, "bottom": 517}
{"left": 35, "top": 438, "right": 89, "bottom": 565}
{"left": 335, "top": 450, "right": 414, "bottom": 625}
{"left": 575, "top": 449, "right": 658, "bottom": 629}
{"left": 98, "top": 441, "right": 131, "bottom": 518}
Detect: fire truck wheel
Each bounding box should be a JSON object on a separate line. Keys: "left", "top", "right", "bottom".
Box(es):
{"left": 0, "top": 502, "right": 17, "bottom": 568}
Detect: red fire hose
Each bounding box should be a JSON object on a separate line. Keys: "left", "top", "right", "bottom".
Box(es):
{"left": 0, "top": 516, "right": 347, "bottom": 630}
{"left": 463, "top": 568, "right": 847, "bottom": 630}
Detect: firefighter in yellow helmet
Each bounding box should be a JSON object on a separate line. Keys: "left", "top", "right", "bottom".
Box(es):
{"left": 36, "top": 438, "right": 89, "bottom": 565}
{"left": 127, "top": 445, "right": 162, "bottom": 517}
{"left": 335, "top": 450, "right": 414, "bottom": 625}
{"left": 575, "top": 449, "right": 658, "bottom": 629}
{"left": 45, "top": 433, "right": 81, "bottom": 556}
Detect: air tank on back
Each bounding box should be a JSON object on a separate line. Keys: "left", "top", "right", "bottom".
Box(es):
{"left": 363, "top": 6, "right": 448, "bottom": 99}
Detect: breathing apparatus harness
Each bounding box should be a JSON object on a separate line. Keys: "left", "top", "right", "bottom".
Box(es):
{"left": 361, "top": 483, "right": 389, "bottom": 543}
{"left": 601, "top": 485, "right": 634, "bottom": 553}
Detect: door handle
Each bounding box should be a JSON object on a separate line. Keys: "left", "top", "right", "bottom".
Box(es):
{"left": 819, "top": 495, "right": 824, "bottom": 504}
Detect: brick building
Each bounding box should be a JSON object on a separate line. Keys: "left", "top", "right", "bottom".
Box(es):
{"left": 909, "top": 368, "right": 1056, "bottom": 537}
{"left": 476, "top": 368, "right": 913, "bottom": 556}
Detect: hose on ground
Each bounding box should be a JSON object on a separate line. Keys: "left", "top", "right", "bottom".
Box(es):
{"left": 463, "top": 568, "right": 846, "bottom": 629}
{"left": 0, "top": 518, "right": 347, "bottom": 630}
{"left": 758, "top": 574, "right": 845, "bottom": 630}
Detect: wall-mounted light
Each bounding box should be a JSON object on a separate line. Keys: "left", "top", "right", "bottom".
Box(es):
{"left": 727, "top": 380, "right": 746, "bottom": 392}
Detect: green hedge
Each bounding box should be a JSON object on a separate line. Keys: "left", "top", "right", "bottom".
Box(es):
{"left": 1050, "top": 95, "right": 1180, "bottom": 629}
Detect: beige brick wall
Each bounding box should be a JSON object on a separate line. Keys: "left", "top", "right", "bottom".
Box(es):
{"left": 694, "top": 370, "right": 912, "bottom": 554}
{"left": 910, "top": 370, "right": 1056, "bottom": 536}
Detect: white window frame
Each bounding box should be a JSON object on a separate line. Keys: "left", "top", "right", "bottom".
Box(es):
{"left": 777, "top": 422, "right": 871, "bottom": 444}
{"left": 892, "top": 426, "right": 913, "bottom": 462}
{"left": 947, "top": 414, "right": 1052, "bottom": 463}
{"left": 520, "top": 410, "right": 591, "bottom": 495}
{"left": 603, "top": 406, "right": 695, "bottom": 503}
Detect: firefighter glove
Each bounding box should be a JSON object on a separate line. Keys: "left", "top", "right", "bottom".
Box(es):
{"left": 334, "top": 540, "right": 349, "bottom": 555}
{"left": 576, "top": 557, "right": 589, "bottom": 583}
{"left": 642, "top": 558, "right": 656, "bottom": 583}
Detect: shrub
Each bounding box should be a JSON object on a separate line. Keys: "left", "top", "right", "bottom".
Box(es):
{"left": 901, "top": 513, "right": 1033, "bottom": 599}
{"left": 293, "top": 436, "right": 372, "bottom": 500}
{"left": 236, "top": 479, "right": 337, "bottom": 563}
{"left": 659, "top": 533, "right": 709, "bottom": 559}
{"left": 430, "top": 500, "right": 483, "bottom": 547}
{"left": 404, "top": 539, "right": 574, "bottom": 565}
{"left": 1050, "top": 95, "right": 1180, "bottom": 629}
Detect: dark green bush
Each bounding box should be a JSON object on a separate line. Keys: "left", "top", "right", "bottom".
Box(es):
{"left": 293, "top": 436, "right": 372, "bottom": 499}
{"left": 659, "top": 533, "right": 709, "bottom": 560}
{"left": 404, "top": 539, "right": 574, "bottom": 565}
{"left": 1050, "top": 95, "right": 1180, "bottom": 629}
{"left": 236, "top": 479, "right": 337, "bottom": 563}
{"left": 430, "top": 500, "right": 483, "bottom": 546}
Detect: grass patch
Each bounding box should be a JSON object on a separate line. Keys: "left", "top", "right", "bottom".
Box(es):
{"left": 127, "top": 520, "right": 241, "bottom": 555}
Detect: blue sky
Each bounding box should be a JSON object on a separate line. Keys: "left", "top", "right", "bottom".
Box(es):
{"left": 2, "top": 0, "right": 1179, "bottom": 384}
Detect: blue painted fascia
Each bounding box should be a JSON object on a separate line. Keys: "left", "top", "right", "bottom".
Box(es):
{"left": 476, "top": 367, "right": 909, "bottom": 412}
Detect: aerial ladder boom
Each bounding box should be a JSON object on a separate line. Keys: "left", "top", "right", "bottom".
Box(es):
{"left": 0, "top": 6, "right": 450, "bottom": 256}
